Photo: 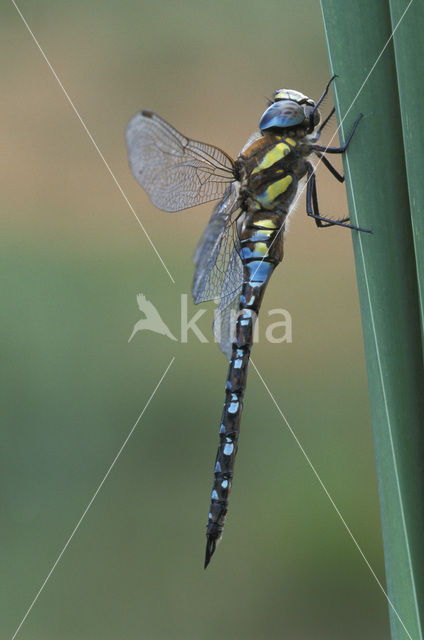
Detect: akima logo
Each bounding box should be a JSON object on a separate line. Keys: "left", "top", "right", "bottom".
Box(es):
{"left": 128, "top": 293, "right": 177, "bottom": 343}
{"left": 128, "top": 293, "right": 292, "bottom": 346}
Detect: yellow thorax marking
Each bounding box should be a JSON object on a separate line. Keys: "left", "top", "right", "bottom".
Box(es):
{"left": 285, "top": 137, "right": 296, "bottom": 147}
{"left": 256, "top": 175, "right": 293, "bottom": 208}
{"left": 252, "top": 142, "right": 291, "bottom": 175}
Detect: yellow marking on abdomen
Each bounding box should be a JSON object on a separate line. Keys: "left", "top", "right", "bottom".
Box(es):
{"left": 253, "top": 242, "right": 268, "bottom": 255}
{"left": 255, "top": 175, "right": 293, "bottom": 209}
{"left": 251, "top": 143, "right": 291, "bottom": 175}
{"left": 252, "top": 219, "right": 278, "bottom": 229}
{"left": 284, "top": 137, "right": 296, "bottom": 147}
{"left": 248, "top": 228, "right": 274, "bottom": 242}
{"left": 240, "top": 241, "right": 269, "bottom": 261}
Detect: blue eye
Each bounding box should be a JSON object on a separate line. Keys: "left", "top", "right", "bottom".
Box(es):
{"left": 259, "top": 100, "right": 305, "bottom": 131}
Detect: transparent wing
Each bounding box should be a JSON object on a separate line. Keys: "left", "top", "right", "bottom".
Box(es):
{"left": 126, "top": 110, "right": 235, "bottom": 212}
{"left": 192, "top": 182, "right": 244, "bottom": 360}
{"left": 192, "top": 183, "right": 242, "bottom": 303}
{"left": 213, "top": 298, "right": 241, "bottom": 360}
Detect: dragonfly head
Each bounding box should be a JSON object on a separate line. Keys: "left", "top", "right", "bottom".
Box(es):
{"left": 259, "top": 89, "right": 320, "bottom": 135}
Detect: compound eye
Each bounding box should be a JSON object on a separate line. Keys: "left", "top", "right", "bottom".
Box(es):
{"left": 259, "top": 100, "right": 305, "bottom": 131}
{"left": 304, "top": 104, "right": 320, "bottom": 128}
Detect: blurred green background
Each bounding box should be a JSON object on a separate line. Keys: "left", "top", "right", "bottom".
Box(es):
{"left": 1, "top": 1, "right": 388, "bottom": 638}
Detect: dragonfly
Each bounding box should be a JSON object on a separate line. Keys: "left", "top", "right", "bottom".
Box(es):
{"left": 126, "top": 76, "right": 370, "bottom": 569}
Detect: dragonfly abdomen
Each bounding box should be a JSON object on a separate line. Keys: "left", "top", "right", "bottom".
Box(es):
{"left": 204, "top": 298, "right": 258, "bottom": 568}
{"left": 205, "top": 217, "right": 284, "bottom": 568}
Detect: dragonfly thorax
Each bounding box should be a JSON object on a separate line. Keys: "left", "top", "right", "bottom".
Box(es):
{"left": 236, "top": 132, "right": 309, "bottom": 217}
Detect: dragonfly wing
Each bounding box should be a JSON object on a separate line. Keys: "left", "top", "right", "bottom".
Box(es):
{"left": 192, "top": 183, "right": 244, "bottom": 360}
{"left": 126, "top": 110, "right": 235, "bottom": 212}
{"left": 212, "top": 251, "right": 244, "bottom": 360}
{"left": 192, "top": 182, "right": 242, "bottom": 303}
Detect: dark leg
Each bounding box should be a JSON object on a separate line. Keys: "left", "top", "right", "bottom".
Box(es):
{"left": 308, "top": 76, "right": 337, "bottom": 133}
{"left": 315, "top": 151, "right": 345, "bottom": 182}
{"left": 306, "top": 168, "right": 348, "bottom": 228}
{"left": 309, "top": 107, "right": 336, "bottom": 142}
{"left": 315, "top": 75, "right": 338, "bottom": 111}
{"left": 311, "top": 113, "right": 363, "bottom": 154}
{"left": 316, "top": 107, "right": 335, "bottom": 136}
{"left": 306, "top": 163, "right": 372, "bottom": 233}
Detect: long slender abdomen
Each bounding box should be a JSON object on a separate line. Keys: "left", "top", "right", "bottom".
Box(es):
{"left": 204, "top": 242, "right": 277, "bottom": 568}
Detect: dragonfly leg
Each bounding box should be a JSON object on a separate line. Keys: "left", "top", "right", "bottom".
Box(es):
{"left": 308, "top": 76, "right": 338, "bottom": 132}
{"left": 306, "top": 162, "right": 372, "bottom": 232}
{"left": 317, "top": 106, "right": 336, "bottom": 134}
{"left": 311, "top": 113, "right": 363, "bottom": 154}
{"left": 309, "top": 107, "right": 336, "bottom": 142}
{"left": 314, "top": 151, "right": 345, "bottom": 183}
{"left": 315, "top": 75, "right": 338, "bottom": 110}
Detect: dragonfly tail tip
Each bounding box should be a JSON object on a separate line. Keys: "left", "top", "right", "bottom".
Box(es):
{"left": 204, "top": 535, "right": 217, "bottom": 569}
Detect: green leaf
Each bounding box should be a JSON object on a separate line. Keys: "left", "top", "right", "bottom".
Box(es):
{"left": 321, "top": 2, "right": 424, "bottom": 639}
{"left": 389, "top": 0, "right": 424, "bottom": 345}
